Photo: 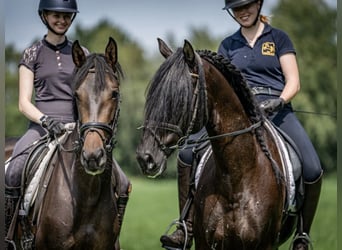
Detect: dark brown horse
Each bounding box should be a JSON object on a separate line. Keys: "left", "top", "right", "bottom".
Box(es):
{"left": 136, "top": 39, "right": 297, "bottom": 250}
{"left": 5, "top": 37, "right": 127, "bottom": 250}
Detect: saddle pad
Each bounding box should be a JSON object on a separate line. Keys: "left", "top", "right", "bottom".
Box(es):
{"left": 21, "top": 123, "right": 75, "bottom": 215}
{"left": 263, "top": 120, "right": 296, "bottom": 213}
{"left": 195, "top": 146, "right": 212, "bottom": 189}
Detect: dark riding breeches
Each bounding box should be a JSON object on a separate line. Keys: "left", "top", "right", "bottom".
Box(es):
{"left": 5, "top": 124, "right": 46, "bottom": 188}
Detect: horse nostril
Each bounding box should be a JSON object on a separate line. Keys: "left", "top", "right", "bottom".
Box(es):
{"left": 143, "top": 153, "right": 152, "bottom": 163}
{"left": 95, "top": 147, "right": 105, "bottom": 160}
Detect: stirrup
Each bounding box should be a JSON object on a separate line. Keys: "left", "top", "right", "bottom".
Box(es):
{"left": 289, "top": 232, "right": 313, "bottom": 250}
{"left": 5, "top": 238, "right": 17, "bottom": 250}
{"left": 163, "top": 246, "right": 184, "bottom": 250}
{"left": 162, "top": 219, "right": 189, "bottom": 250}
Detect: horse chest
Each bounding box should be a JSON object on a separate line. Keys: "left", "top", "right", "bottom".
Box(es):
{"left": 200, "top": 191, "right": 266, "bottom": 246}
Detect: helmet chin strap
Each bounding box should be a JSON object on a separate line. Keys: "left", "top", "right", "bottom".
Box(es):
{"left": 227, "top": 10, "right": 259, "bottom": 28}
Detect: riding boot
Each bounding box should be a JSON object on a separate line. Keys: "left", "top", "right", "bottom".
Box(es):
{"left": 112, "top": 164, "right": 131, "bottom": 250}
{"left": 114, "top": 163, "right": 132, "bottom": 232}
{"left": 160, "top": 158, "right": 194, "bottom": 249}
{"left": 117, "top": 183, "right": 132, "bottom": 231}
{"left": 5, "top": 187, "right": 20, "bottom": 250}
{"left": 292, "top": 173, "right": 322, "bottom": 250}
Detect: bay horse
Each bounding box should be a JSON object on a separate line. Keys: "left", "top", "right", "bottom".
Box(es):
{"left": 136, "top": 39, "right": 297, "bottom": 250}
{"left": 5, "top": 37, "right": 127, "bottom": 250}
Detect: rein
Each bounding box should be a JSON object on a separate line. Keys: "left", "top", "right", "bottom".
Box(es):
{"left": 183, "top": 121, "right": 262, "bottom": 147}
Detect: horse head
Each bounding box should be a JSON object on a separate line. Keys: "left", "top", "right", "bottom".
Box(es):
{"left": 136, "top": 39, "right": 208, "bottom": 177}
{"left": 72, "top": 37, "right": 123, "bottom": 176}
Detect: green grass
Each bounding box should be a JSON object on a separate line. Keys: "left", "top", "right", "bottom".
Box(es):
{"left": 119, "top": 175, "right": 337, "bottom": 250}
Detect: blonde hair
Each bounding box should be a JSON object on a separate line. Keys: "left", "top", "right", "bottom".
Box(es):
{"left": 260, "top": 14, "right": 270, "bottom": 24}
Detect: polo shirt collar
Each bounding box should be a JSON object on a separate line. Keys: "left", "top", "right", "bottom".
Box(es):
{"left": 231, "top": 23, "right": 272, "bottom": 43}
{"left": 43, "top": 36, "right": 69, "bottom": 51}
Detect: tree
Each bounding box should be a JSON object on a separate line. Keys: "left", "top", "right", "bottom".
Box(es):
{"left": 271, "top": 0, "right": 337, "bottom": 172}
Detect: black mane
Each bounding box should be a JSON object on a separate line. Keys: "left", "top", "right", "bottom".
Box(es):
{"left": 144, "top": 48, "right": 196, "bottom": 131}
{"left": 144, "top": 48, "right": 263, "bottom": 131}
{"left": 197, "top": 50, "right": 263, "bottom": 124}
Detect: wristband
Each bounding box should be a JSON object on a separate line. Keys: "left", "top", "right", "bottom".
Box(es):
{"left": 39, "top": 115, "right": 49, "bottom": 127}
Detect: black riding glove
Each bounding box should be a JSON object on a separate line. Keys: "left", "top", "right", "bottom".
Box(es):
{"left": 259, "top": 97, "right": 285, "bottom": 114}
{"left": 40, "top": 116, "right": 65, "bottom": 137}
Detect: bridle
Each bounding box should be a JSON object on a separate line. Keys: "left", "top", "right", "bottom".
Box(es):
{"left": 77, "top": 68, "right": 121, "bottom": 153}
{"left": 140, "top": 52, "right": 263, "bottom": 156}
{"left": 140, "top": 52, "right": 208, "bottom": 156}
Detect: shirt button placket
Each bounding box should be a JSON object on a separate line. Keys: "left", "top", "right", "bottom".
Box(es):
{"left": 56, "top": 50, "right": 62, "bottom": 70}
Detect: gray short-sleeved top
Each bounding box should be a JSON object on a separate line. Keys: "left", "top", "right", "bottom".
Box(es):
{"left": 19, "top": 36, "right": 88, "bottom": 121}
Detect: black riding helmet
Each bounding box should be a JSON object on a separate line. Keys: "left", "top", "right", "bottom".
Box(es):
{"left": 38, "top": 0, "right": 78, "bottom": 14}
{"left": 223, "top": 0, "right": 258, "bottom": 10}
{"left": 222, "top": 0, "right": 264, "bottom": 27}
{"left": 38, "top": 0, "right": 78, "bottom": 35}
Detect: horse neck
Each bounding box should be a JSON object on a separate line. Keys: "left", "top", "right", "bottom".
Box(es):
{"left": 203, "top": 62, "right": 259, "bottom": 178}
{"left": 204, "top": 62, "right": 251, "bottom": 135}
{"left": 73, "top": 158, "right": 113, "bottom": 206}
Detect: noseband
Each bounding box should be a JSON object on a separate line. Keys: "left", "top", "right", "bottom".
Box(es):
{"left": 77, "top": 68, "right": 121, "bottom": 153}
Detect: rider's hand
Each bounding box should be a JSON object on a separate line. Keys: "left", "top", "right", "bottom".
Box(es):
{"left": 259, "top": 97, "right": 285, "bottom": 114}
{"left": 40, "top": 116, "right": 65, "bottom": 137}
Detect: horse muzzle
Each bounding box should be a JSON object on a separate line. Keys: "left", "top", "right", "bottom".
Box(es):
{"left": 80, "top": 147, "right": 107, "bottom": 176}
{"left": 136, "top": 150, "right": 167, "bottom": 178}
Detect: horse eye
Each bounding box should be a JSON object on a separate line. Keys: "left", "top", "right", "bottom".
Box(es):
{"left": 112, "top": 90, "right": 119, "bottom": 99}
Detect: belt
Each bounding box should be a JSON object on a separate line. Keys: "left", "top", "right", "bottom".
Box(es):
{"left": 250, "top": 87, "right": 282, "bottom": 96}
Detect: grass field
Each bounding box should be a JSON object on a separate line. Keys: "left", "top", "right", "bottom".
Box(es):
{"left": 119, "top": 174, "right": 337, "bottom": 250}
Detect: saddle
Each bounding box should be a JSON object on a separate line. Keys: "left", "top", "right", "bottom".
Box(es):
{"left": 22, "top": 124, "right": 75, "bottom": 220}
{"left": 263, "top": 120, "right": 304, "bottom": 214}
{"left": 5, "top": 124, "right": 75, "bottom": 249}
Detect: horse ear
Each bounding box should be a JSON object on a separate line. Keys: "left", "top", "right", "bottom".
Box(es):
{"left": 72, "top": 40, "right": 87, "bottom": 68}
{"left": 105, "top": 37, "right": 118, "bottom": 69}
{"left": 183, "top": 40, "right": 196, "bottom": 68}
{"left": 158, "top": 38, "right": 173, "bottom": 59}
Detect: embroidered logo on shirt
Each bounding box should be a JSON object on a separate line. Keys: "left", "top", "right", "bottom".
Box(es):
{"left": 262, "top": 42, "right": 275, "bottom": 56}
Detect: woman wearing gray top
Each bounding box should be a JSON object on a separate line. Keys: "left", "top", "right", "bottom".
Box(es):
{"left": 5, "top": 0, "right": 83, "bottom": 247}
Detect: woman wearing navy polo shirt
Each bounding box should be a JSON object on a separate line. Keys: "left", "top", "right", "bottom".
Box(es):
{"left": 218, "top": 0, "right": 323, "bottom": 249}
{"left": 160, "top": 0, "right": 323, "bottom": 250}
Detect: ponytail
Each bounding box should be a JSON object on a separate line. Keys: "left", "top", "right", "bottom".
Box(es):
{"left": 260, "top": 14, "right": 270, "bottom": 24}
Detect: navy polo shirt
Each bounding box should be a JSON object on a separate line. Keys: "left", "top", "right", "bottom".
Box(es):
{"left": 218, "top": 23, "right": 296, "bottom": 92}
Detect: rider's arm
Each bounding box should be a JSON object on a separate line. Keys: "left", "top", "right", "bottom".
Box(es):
{"left": 279, "top": 53, "right": 300, "bottom": 103}
{"left": 18, "top": 65, "right": 45, "bottom": 125}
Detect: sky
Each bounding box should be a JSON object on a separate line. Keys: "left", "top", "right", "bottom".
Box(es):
{"left": 5, "top": 0, "right": 336, "bottom": 56}
{"left": 6, "top": 0, "right": 278, "bottom": 55}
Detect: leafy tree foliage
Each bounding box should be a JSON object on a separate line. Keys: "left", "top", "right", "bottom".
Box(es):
{"left": 271, "top": 0, "right": 337, "bottom": 172}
